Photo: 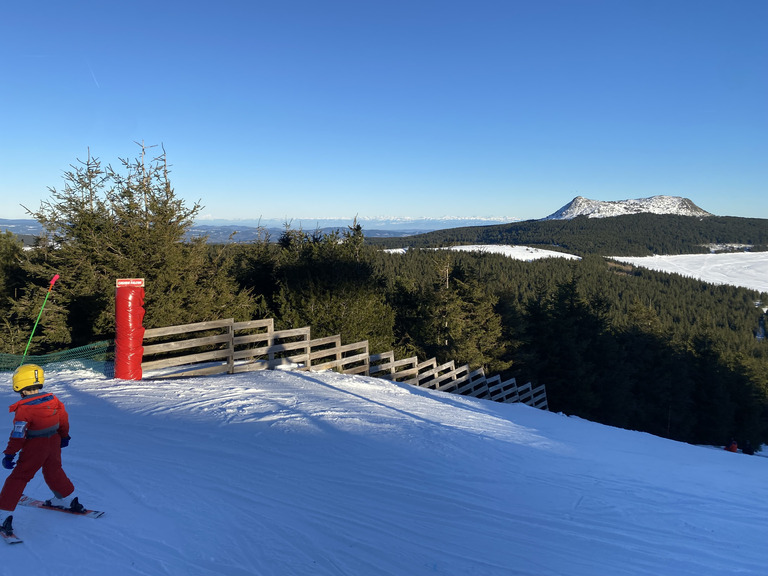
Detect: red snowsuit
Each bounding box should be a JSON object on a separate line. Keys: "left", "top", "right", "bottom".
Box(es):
{"left": 0, "top": 392, "right": 75, "bottom": 511}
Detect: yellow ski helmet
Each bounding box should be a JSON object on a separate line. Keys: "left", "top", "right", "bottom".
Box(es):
{"left": 12, "top": 364, "right": 44, "bottom": 393}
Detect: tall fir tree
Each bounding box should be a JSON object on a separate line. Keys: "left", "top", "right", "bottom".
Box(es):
{"left": 13, "top": 145, "right": 255, "bottom": 350}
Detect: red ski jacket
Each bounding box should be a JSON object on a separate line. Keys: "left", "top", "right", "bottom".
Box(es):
{"left": 3, "top": 392, "right": 70, "bottom": 456}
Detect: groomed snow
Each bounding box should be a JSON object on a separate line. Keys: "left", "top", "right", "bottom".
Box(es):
{"left": 1, "top": 367, "right": 767, "bottom": 575}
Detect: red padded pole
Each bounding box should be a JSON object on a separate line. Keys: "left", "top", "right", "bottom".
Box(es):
{"left": 115, "top": 279, "right": 145, "bottom": 380}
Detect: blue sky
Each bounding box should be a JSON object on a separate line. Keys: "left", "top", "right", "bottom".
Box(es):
{"left": 1, "top": 0, "right": 766, "bottom": 222}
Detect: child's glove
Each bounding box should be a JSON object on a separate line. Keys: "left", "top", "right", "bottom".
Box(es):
{"left": 2, "top": 454, "right": 15, "bottom": 470}
{"left": 61, "top": 436, "right": 70, "bottom": 448}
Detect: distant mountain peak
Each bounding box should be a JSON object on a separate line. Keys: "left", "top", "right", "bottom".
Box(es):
{"left": 544, "top": 195, "right": 713, "bottom": 220}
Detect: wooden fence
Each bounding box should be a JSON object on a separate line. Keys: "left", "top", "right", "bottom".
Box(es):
{"left": 141, "top": 318, "right": 548, "bottom": 410}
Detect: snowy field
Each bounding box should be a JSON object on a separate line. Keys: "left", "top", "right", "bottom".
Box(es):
{"left": 446, "top": 245, "right": 768, "bottom": 294}
{"left": 393, "top": 245, "right": 768, "bottom": 296}
{"left": 446, "top": 244, "right": 580, "bottom": 261}
{"left": 1, "top": 367, "right": 768, "bottom": 575}
{"left": 612, "top": 252, "right": 768, "bottom": 294}
{"left": 385, "top": 245, "right": 579, "bottom": 261}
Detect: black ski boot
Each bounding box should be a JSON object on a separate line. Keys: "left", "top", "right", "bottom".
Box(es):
{"left": 69, "top": 497, "right": 86, "bottom": 514}
{"left": 45, "top": 496, "right": 87, "bottom": 513}
{"left": 0, "top": 515, "right": 13, "bottom": 536}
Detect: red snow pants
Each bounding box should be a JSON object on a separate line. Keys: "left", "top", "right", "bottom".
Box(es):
{"left": 0, "top": 435, "right": 74, "bottom": 511}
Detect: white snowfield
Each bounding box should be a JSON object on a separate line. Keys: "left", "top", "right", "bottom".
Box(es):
{"left": 444, "top": 245, "right": 767, "bottom": 294}
{"left": 386, "top": 245, "right": 580, "bottom": 261}
{"left": 1, "top": 367, "right": 767, "bottom": 575}
{"left": 447, "top": 244, "right": 580, "bottom": 261}
{"left": 613, "top": 251, "right": 768, "bottom": 294}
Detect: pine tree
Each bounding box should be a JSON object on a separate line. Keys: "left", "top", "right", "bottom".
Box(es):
{"left": 15, "top": 145, "right": 255, "bottom": 349}
{"left": 0, "top": 231, "right": 37, "bottom": 353}
{"left": 272, "top": 221, "right": 396, "bottom": 353}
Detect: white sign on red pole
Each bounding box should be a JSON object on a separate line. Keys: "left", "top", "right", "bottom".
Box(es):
{"left": 116, "top": 278, "right": 145, "bottom": 288}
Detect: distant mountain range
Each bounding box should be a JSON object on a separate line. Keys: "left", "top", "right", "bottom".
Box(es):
{"left": 0, "top": 216, "right": 520, "bottom": 244}
{"left": 0, "top": 196, "right": 715, "bottom": 244}
{"left": 544, "top": 195, "right": 712, "bottom": 220}
{"left": 0, "top": 219, "right": 44, "bottom": 235}
{"left": 190, "top": 216, "right": 520, "bottom": 241}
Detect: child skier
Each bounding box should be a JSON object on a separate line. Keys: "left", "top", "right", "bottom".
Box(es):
{"left": 0, "top": 364, "right": 86, "bottom": 536}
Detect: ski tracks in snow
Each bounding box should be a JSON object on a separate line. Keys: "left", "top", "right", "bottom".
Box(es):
{"left": 5, "top": 368, "right": 768, "bottom": 575}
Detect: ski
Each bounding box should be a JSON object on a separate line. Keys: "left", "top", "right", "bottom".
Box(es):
{"left": 1, "top": 530, "right": 22, "bottom": 545}
{"left": 18, "top": 495, "right": 105, "bottom": 519}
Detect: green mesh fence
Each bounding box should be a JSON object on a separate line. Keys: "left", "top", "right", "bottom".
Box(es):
{"left": 0, "top": 341, "right": 114, "bottom": 377}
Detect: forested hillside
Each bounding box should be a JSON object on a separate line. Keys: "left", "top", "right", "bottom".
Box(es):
{"left": 370, "top": 213, "right": 768, "bottom": 256}
{"left": 370, "top": 249, "right": 768, "bottom": 447}
{"left": 2, "top": 148, "right": 767, "bottom": 451}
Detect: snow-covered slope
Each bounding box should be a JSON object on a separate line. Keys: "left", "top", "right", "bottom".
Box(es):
{"left": 545, "top": 195, "right": 712, "bottom": 220}
{"left": 614, "top": 251, "right": 768, "bottom": 294}
{"left": 1, "top": 367, "right": 766, "bottom": 575}
{"left": 446, "top": 244, "right": 580, "bottom": 261}
{"left": 387, "top": 245, "right": 581, "bottom": 261}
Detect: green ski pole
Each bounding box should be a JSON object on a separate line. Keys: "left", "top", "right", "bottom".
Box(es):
{"left": 20, "top": 274, "right": 60, "bottom": 366}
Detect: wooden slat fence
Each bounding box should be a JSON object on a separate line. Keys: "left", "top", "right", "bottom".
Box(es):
{"left": 141, "top": 318, "right": 547, "bottom": 410}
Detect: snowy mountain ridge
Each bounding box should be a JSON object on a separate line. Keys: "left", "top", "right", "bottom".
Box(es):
{"left": 544, "top": 195, "right": 713, "bottom": 220}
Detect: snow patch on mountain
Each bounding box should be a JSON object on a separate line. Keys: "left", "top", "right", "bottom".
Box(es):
{"left": 545, "top": 196, "right": 713, "bottom": 220}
